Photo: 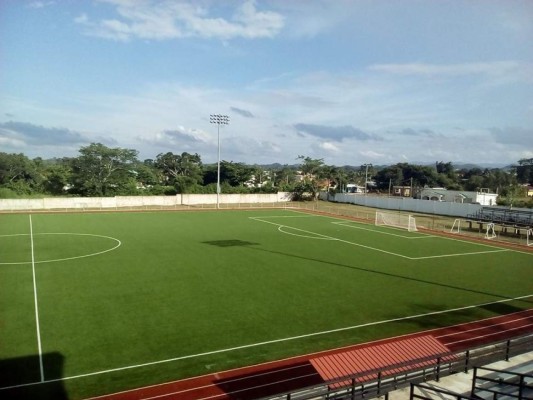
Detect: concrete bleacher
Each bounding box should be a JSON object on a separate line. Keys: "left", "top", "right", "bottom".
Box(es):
{"left": 466, "top": 208, "right": 533, "bottom": 229}
{"left": 394, "top": 351, "right": 533, "bottom": 400}
{"left": 471, "top": 363, "right": 532, "bottom": 400}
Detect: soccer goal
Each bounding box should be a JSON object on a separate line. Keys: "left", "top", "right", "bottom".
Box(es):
{"left": 450, "top": 219, "right": 461, "bottom": 234}
{"left": 485, "top": 223, "right": 497, "bottom": 240}
{"left": 527, "top": 229, "right": 533, "bottom": 247}
{"left": 375, "top": 211, "right": 418, "bottom": 232}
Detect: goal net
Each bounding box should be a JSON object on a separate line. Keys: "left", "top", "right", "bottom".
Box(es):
{"left": 485, "top": 223, "right": 497, "bottom": 240}
{"left": 375, "top": 211, "right": 418, "bottom": 232}
{"left": 527, "top": 229, "right": 533, "bottom": 247}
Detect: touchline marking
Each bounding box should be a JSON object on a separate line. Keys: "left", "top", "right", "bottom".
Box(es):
{"left": 29, "top": 215, "right": 45, "bottom": 382}
{"left": 251, "top": 216, "right": 512, "bottom": 260}
{"left": 2, "top": 294, "right": 531, "bottom": 391}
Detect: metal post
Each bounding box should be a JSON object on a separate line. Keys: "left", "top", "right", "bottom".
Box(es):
{"left": 210, "top": 114, "right": 229, "bottom": 209}
{"left": 505, "top": 339, "right": 511, "bottom": 361}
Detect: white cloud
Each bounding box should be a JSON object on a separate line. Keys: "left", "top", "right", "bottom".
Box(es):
{"left": 294, "top": 123, "right": 382, "bottom": 142}
{"left": 27, "top": 1, "right": 55, "bottom": 9}
{"left": 76, "top": 0, "right": 285, "bottom": 41}
{"left": 319, "top": 142, "right": 339, "bottom": 152}
{"left": 369, "top": 61, "right": 533, "bottom": 83}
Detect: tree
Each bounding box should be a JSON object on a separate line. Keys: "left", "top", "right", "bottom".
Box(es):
{"left": 273, "top": 165, "right": 297, "bottom": 190}
{"left": 516, "top": 158, "right": 533, "bottom": 184}
{"left": 70, "top": 143, "right": 139, "bottom": 196}
{"left": 0, "top": 152, "right": 41, "bottom": 194}
{"left": 328, "top": 166, "right": 348, "bottom": 193}
{"left": 220, "top": 161, "right": 254, "bottom": 187}
{"left": 42, "top": 159, "right": 72, "bottom": 195}
{"left": 294, "top": 156, "right": 325, "bottom": 199}
{"left": 154, "top": 152, "right": 203, "bottom": 193}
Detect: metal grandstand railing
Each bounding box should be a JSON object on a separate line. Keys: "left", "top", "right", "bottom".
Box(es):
{"left": 409, "top": 363, "right": 533, "bottom": 400}
{"left": 410, "top": 382, "right": 478, "bottom": 400}
{"left": 471, "top": 365, "right": 533, "bottom": 400}
{"left": 466, "top": 207, "right": 533, "bottom": 228}
{"left": 260, "top": 334, "right": 533, "bottom": 400}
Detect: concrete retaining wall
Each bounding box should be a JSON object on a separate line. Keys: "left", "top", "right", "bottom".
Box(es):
{"left": 0, "top": 193, "right": 293, "bottom": 211}
{"left": 323, "top": 192, "right": 483, "bottom": 218}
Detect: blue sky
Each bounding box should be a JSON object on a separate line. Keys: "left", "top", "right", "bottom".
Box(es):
{"left": 1, "top": 0, "right": 532, "bottom": 166}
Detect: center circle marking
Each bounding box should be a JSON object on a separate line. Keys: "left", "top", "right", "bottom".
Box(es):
{"left": 0, "top": 233, "right": 121, "bottom": 265}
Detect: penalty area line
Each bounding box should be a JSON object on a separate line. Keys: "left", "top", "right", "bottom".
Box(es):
{"left": 1, "top": 293, "right": 532, "bottom": 391}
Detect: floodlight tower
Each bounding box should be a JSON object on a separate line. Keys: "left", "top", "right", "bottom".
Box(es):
{"left": 210, "top": 114, "right": 229, "bottom": 209}
{"left": 363, "top": 163, "right": 372, "bottom": 195}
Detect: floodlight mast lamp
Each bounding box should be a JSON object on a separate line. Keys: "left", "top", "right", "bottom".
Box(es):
{"left": 210, "top": 114, "right": 229, "bottom": 209}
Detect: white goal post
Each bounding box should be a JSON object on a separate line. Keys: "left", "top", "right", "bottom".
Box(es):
{"left": 450, "top": 219, "right": 461, "bottom": 234}
{"left": 375, "top": 211, "right": 418, "bottom": 232}
{"left": 527, "top": 229, "right": 533, "bottom": 247}
{"left": 485, "top": 223, "right": 497, "bottom": 240}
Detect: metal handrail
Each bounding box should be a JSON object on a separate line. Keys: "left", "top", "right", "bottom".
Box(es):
{"left": 258, "top": 334, "right": 533, "bottom": 400}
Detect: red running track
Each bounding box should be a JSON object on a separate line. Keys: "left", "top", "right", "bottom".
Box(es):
{"left": 87, "top": 309, "right": 533, "bottom": 400}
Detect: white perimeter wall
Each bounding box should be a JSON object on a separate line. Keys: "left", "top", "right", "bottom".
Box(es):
{"left": 323, "top": 192, "right": 483, "bottom": 218}
{"left": 0, "top": 193, "right": 293, "bottom": 211}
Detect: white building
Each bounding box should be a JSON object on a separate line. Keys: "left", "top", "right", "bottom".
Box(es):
{"left": 419, "top": 188, "right": 498, "bottom": 206}
{"left": 345, "top": 184, "right": 366, "bottom": 193}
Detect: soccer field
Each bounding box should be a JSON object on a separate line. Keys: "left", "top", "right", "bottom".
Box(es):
{"left": 1, "top": 209, "right": 532, "bottom": 399}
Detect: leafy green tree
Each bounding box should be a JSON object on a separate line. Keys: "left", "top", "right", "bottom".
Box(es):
{"left": 155, "top": 152, "right": 203, "bottom": 193}
{"left": 328, "top": 166, "right": 348, "bottom": 193}
{"left": 516, "top": 158, "right": 533, "bottom": 184}
{"left": 375, "top": 164, "right": 405, "bottom": 190}
{"left": 70, "top": 143, "right": 139, "bottom": 196}
{"left": 42, "top": 159, "right": 72, "bottom": 195}
{"left": 220, "top": 161, "right": 254, "bottom": 187}
{"left": 295, "top": 156, "right": 325, "bottom": 199}
{"left": 0, "top": 152, "right": 41, "bottom": 195}
{"left": 273, "top": 165, "right": 297, "bottom": 190}
{"left": 291, "top": 180, "right": 316, "bottom": 201}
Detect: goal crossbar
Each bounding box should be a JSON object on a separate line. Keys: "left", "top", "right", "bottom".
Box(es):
{"left": 375, "top": 211, "right": 418, "bottom": 232}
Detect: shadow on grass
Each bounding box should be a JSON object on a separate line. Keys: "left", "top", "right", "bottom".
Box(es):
{"left": 0, "top": 352, "right": 67, "bottom": 400}
{"left": 249, "top": 246, "right": 533, "bottom": 307}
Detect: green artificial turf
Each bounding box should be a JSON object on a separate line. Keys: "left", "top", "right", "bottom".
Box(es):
{"left": 0, "top": 209, "right": 531, "bottom": 399}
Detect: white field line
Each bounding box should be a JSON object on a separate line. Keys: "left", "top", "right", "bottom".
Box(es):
{"left": 251, "top": 217, "right": 509, "bottom": 260}
{"left": 435, "top": 315, "right": 533, "bottom": 340}
{"left": 142, "top": 372, "right": 320, "bottom": 400}
{"left": 3, "top": 294, "right": 531, "bottom": 392}
{"left": 29, "top": 215, "right": 45, "bottom": 382}
{"left": 132, "top": 369, "right": 319, "bottom": 400}
{"left": 251, "top": 216, "right": 411, "bottom": 259}
{"left": 412, "top": 249, "right": 509, "bottom": 260}
{"left": 332, "top": 221, "right": 432, "bottom": 239}
{"left": 443, "top": 323, "right": 533, "bottom": 346}
{"left": 289, "top": 209, "right": 528, "bottom": 255}
{"left": 0, "top": 233, "right": 121, "bottom": 265}
{"left": 86, "top": 309, "right": 533, "bottom": 400}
